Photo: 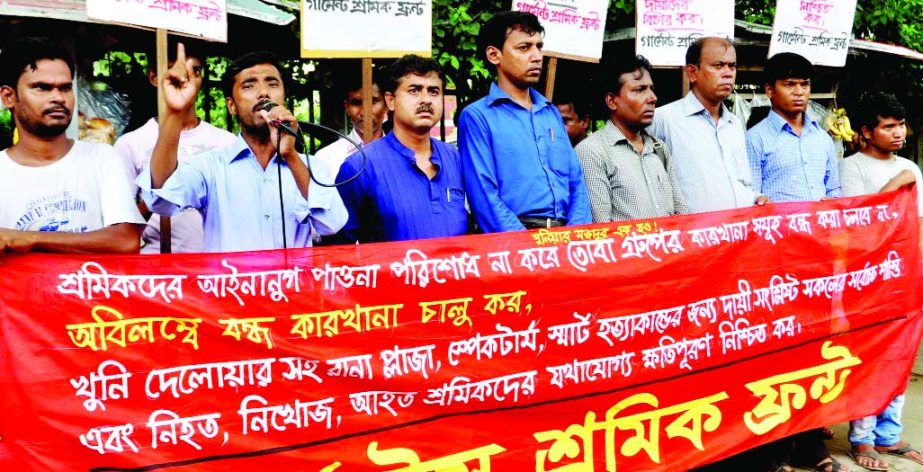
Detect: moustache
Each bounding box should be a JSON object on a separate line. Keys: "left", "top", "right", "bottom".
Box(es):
{"left": 45, "top": 106, "right": 69, "bottom": 115}
{"left": 416, "top": 105, "right": 435, "bottom": 114}
{"left": 254, "top": 100, "right": 275, "bottom": 113}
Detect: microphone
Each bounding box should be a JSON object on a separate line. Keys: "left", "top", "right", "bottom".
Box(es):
{"left": 259, "top": 101, "right": 301, "bottom": 140}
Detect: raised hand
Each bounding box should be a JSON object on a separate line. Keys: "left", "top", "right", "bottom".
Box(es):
{"left": 161, "top": 43, "right": 198, "bottom": 114}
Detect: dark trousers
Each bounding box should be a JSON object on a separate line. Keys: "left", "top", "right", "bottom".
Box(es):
{"left": 694, "top": 429, "right": 829, "bottom": 471}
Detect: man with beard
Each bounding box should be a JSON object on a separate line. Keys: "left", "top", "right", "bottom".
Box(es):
{"left": 332, "top": 55, "right": 468, "bottom": 243}
{"left": 458, "top": 11, "right": 591, "bottom": 233}
{"left": 0, "top": 37, "right": 144, "bottom": 253}
{"left": 139, "top": 45, "right": 347, "bottom": 252}
{"left": 576, "top": 54, "right": 686, "bottom": 222}
{"left": 650, "top": 37, "right": 767, "bottom": 212}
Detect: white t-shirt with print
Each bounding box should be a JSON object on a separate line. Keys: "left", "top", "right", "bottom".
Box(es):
{"left": 116, "top": 118, "right": 237, "bottom": 253}
{"left": 0, "top": 140, "right": 144, "bottom": 232}
{"left": 839, "top": 151, "right": 923, "bottom": 217}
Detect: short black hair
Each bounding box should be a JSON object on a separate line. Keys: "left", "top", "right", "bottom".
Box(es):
{"left": 384, "top": 54, "right": 443, "bottom": 93}
{"left": 602, "top": 55, "right": 653, "bottom": 96}
{"left": 477, "top": 11, "right": 544, "bottom": 65}
{"left": 685, "top": 37, "right": 733, "bottom": 66}
{"left": 222, "top": 51, "right": 283, "bottom": 97}
{"left": 554, "top": 98, "right": 587, "bottom": 118}
{"left": 763, "top": 52, "right": 813, "bottom": 85}
{"left": 0, "top": 37, "right": 74, "bottom": 89}
{"left": 342, "top": 64, "right": 382, "bottom": 97}
{"left": 856, "top": 91, "right": 906, "bottom": 132}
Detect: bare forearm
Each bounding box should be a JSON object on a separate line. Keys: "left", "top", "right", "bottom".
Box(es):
{"left": 150, "top": 113, "right": 185, "bottom": 189}
{"left": 23, "top": 223, "right": 141, "bottom": 254}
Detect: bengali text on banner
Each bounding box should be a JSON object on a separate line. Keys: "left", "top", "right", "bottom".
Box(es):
{"left": 0, "top": 188, "right": 921, "bottom": 470}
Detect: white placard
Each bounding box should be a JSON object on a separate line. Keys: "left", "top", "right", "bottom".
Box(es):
{"left": 636, "top": 0, "right": 735, "bottom": 67}
{"left": 301, "top": 0, "right": 431, "bottom": 58}
{"left": 86, "top": 0, "right": 228, "bottom": 42}
{"left": 512, "top": 0, "right": 609, "bottom": 62}
{"left": 768, "top": 0, "right": 857, "bottom": 67}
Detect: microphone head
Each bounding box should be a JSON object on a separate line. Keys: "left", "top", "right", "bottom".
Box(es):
{"left": 259, "top": 101, "right": 278, "bottom": 113}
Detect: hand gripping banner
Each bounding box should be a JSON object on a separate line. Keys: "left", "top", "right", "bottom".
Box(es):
{"left": 1, "top": 188, "right": 921, "bottom": 471}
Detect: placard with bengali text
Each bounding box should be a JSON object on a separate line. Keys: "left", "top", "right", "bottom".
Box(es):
{"left": 86, "top": 0, "right": 228, "bottom": 42}
{"left": 300, "top": 0, "right": 431, "bottom": 58}
{"left": 512, "top": 0, "right": 609, "bottom": 62}
{"left": 636, "top": 0, "right": 735, "bottom": 67}
{"left": 0, "top": 189, "right": 921, "bottom": 470}
{"left": 768, "top": 0, "right": 858, "bottom": 67}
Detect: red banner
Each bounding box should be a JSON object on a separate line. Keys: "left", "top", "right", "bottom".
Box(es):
{"left": 1, "top": 189, "right": 921, "bottom": 471}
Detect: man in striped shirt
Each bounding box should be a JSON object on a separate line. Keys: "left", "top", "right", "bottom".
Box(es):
{"left": 746, "top": 52, "right": 841, "bottom": 202}
{"left": 576, "top": 54, "right": 686, "bottom": 222}
{"left": 649, "top": 37, "right": 768, "bottom": 213}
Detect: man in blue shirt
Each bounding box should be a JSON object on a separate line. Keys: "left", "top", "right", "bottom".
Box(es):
{"left": 139, "top": 45, "right": 346, "bottom": 252}
{"left": 333, "top": 55, "right": 468, "bottom": 243}
{"left": 458, "top": 11, "right": 591, "bottom": 232}
{"left": 746, "top": 52, "right": 841, "bottom": 202}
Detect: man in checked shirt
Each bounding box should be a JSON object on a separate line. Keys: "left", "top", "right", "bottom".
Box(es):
{"left": 575, "top": 54, "right": 687, "bottom": 222}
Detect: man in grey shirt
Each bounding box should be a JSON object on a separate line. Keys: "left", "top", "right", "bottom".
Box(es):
{"left": 576, "top": 54, "right": 686, "bottom": 222}
{"left": 649, "top": 37, "right": 767, "bottom": 212}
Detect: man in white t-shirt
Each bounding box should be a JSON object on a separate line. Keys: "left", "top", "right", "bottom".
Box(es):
{"left": 839, "top": 92, "right": 923, "bottom": 239}
{"left": 314, "top": 71, "right": 388, "bottom": 177}
{"left": 0, "top": 37, "right": 143, "bottom": 253}
{"left": 840, "top": 91, "right": 923, "bottom": 471}
{"left": 116, "top": 44, "right": 236, "bottom": 254}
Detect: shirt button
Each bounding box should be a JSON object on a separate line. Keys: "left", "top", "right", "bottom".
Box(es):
{"left": 264, "top": 215, "right": 270, "bottom": 220}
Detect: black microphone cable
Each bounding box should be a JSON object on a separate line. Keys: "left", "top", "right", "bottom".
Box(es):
{"left": 260, "top": 100, "right": 371, "bottom": 249}
{"left": 260, "top": 101, "right": 369, "bottom": 188}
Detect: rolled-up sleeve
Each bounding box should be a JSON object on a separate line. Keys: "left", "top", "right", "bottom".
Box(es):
{"left": 135, "top": 160, "right": 209, "bottom": 217}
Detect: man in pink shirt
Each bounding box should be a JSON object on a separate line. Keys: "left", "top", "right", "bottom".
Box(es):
{"left": 116, "top": 44, "right": 236, "bottom": 253}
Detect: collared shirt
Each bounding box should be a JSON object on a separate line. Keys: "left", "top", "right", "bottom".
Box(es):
{"left": 137, "top": 135, "right": 347, "bottom": 252}
{"left": 115, "top": 117, "right": 238, "bottom": 254}
{"left": 649, "top": 92, "right": 757, "bottom": 213}
{"left": 576, "top": 120, "right": 687, "bottom": 222}
{"left": 746, "top": 109, "right": 841, "bottom": 203}
{"left": 458, "top": 82, "right": 591, "bottom": 232}
{"left": 314, "top": 128, "right": 375, "bottom": 179}
{"left": 334, "top": 132, "right": 468, "bottom": 243}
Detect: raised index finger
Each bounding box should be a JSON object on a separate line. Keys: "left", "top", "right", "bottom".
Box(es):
{"left": 165, "top": 42, "right": 189, "bottom": 84}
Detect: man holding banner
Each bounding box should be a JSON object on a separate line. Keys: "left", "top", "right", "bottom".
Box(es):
{"left": 458, "top": 11, "right": 591, "bottom": 233}
{"left": 333, "top": 55, "right": 468, "bottom": 243}
{"left": 840, "top": 91, "right": 923, "bottom": 471}
{"left": 650, "top": 37, "right": 767, "bottom": 213}
{"left": 138, "top": 45, "right": 347, "bottom": 252}
{"left": 0, "top": 37, "right": 144, "bottom": 254}
{"left": 576, "top": 54, "right": 687, "bottom": 222}
{"left": 746, "top": 52, "right": 841, "bottom": 203}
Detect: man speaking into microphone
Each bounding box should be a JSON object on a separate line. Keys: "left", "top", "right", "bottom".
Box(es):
{"left": 138, "top": 44, "right": 346, "bottom": 252}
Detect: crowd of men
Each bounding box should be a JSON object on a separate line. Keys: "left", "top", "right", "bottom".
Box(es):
{"left": 0, "top": 10, "right": 921, "bottom": 472}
